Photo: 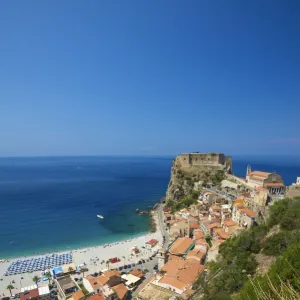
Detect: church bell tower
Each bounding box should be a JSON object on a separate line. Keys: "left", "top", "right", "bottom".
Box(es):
{"left": 246, "top": 164, "right": 251, "bottom": 177}
{"left": 158, "top": 248, "right": 167, "bottom": 269}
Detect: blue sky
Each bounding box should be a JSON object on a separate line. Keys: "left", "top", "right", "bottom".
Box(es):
{"left": 0, "top": 1, "right": 299, "bottom": 156}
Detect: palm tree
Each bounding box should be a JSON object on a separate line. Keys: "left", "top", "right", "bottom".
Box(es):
{"left": 80, "top": 267, "right": 88, "bottom": 278}
{"left": 106, "top": 260, "right": 110, "bottom": 270}
{"left": 33, "top": 275, "right": 40, "bottom": 286}
{"left": 7, "top": 284, "right": 14, "bottom": 296}
{"left": 122, "top": 256, "right": 126, "bottom": 266}
{"left": 45, "top": 273, "right": 52, "bottom": 284}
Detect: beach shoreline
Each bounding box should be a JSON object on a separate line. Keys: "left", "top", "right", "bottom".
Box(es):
{"left": 0, "top": 209, "right": 163, "bottom": 295}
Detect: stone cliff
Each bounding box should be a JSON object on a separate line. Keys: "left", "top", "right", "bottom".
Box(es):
{"left": 166, "top": 152, "right": 232, "bottom": 202}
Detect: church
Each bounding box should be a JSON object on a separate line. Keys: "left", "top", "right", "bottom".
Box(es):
{"left": 246, "top": 165, "right": 285, "bottom": 196}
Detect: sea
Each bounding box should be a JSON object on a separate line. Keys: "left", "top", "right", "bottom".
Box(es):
{"left": 0, "top": 155, "right": 300, "bottom": 259}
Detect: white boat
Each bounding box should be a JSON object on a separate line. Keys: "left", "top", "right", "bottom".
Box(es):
{"left": 97, "top": 215, "right": 104, "bottom": 219}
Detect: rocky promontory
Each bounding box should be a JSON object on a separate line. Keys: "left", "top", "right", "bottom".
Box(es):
{"left": 166, "top": 152, "right": 232, "bottom": 202}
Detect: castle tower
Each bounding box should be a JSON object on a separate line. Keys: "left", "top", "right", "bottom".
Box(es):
{"left": 158, "top": 248, "right": 167, "bottom": 269}
{"left": 246, "top": 164, "right": 251, "bottom": 177}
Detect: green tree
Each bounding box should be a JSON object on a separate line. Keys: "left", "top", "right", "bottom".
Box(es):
{"left": 7, "top": 284, "right": 14, "bottom": 296}
{"left": 80, "top": 267, "right": 88, "bottom": 277}
{"left": 45, "top": 272, "right": 52, "bottom": 284}
{"left": 106, "top": 260, "right": 110, "bottom": 270}
{"left": 33, "top": 275, "right": 40, "bottom": 285}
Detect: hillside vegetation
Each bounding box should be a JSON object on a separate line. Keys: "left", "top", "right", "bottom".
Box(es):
{"left": 193, "top": 197, "right": 300, "bottom": 300}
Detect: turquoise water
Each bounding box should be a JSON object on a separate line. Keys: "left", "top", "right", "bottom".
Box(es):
{"left": 0, "top": 156, "right": 172, "bottom": 258}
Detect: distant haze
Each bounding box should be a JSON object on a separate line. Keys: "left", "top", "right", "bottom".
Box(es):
{"left": 0, "top": 1, "right": 300, "bottom": 156}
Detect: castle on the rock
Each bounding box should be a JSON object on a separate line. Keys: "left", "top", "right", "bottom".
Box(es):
{"left": 178, "top": 152, "right": 232, "bottom": 172}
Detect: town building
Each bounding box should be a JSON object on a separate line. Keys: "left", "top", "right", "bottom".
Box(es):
{"left": 154, "top": 257, "right": 205, "bottom": 296}
{"left": 88, "top": 295, "right": 105, "bottom": 300}
{"left": 83, "top": 270, "right": 123, "bottom": 299}
{"left": 286, "top": 177, "right": 300, "bottom": 198}
{"left": 169, "top": 220, "right": 189, "bottom": 240}
{"left": 246, "top": 165, "right": 285, "bottom": 195}
{"left": 129, "top": 269, "right": 144, "bottom": 279}
{"left": 20, "top": 286, "right": 50, "bottom": 300}
{"left": 145, "top": 238, "right": 158, "bottom": 249}
{"left": 168, "top": 237, "right": 194, "bottom": 257}
{"left": 56, "top": 275, "right": 82, "bottom": 300}
{"left": 111, "top": 283, "right": 129, "bottom": 299}
{"left": 71, "top": 290, "right": 85, "bottom": 300}
{"left": 158, "top": 248, "right": 167, "bottom": 269}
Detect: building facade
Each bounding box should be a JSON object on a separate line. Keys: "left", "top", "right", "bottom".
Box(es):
{"left": 246, "top": 166, "right": 285, "bottom": 195}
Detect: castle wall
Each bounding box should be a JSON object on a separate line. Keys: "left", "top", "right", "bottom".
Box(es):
{"left": 179, "top": 153, "right": 227, "bottom": 167}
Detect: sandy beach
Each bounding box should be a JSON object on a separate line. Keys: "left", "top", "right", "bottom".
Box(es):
{"left": 0, "top": 212, "right": 163, "bottom": 295}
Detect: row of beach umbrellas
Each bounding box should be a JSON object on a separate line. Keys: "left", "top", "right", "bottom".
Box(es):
{"left": 5, "top": 253, "right": 73, "bottom": 276}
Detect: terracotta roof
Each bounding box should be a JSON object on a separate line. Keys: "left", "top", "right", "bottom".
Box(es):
{"left": 233, "top": 199, "right": 246, "bottom": 207}
{"left": 186, "top": 249, "right": 206, "bottom": 262}
{"left": 103, "top": 269, "right": 121, "bottom": 278}
{"left": 169, "top": 237, "right": 194, "bottom": 255}
{"left": 159, "top": 276, "right": 186, "bottom": 290}
{"left": 250, "top": 175, "right": 266, "bottom": 181}
{"left": 88, "top": 295, "right": 105, "bottom": 300}
{"left": 86, "top": 275, "right": 108, "bottom": 289}
{"left": 256, "top": 186, "right": 268, "bottom": 192}
{"left": 98, "top": 275, "right": 109, "bottom": 286}
{"left": 249, "top": 171, "right": 270, "bottom": 178}
{"left": 211, "top": 205, "right": 221, "bottom": 210}
{"left": 193, "top": 231, "right": 204, "bottom": 240}
{"left": 210, "top": 218, "right": 221, "bottom": 223}
{"left": 177, "top": 260, "right": 205, "bottom": 284}
{"left": 72, "top": 290, "right": 85, "bottom": 300}
{"left": 195, "top": 239, "right": 208, "bottom": 247}
{"left": 112, "top": 283, "right": 128, "bottom": 300}
{"left": 241, "top": 193, "right": 251, "bottom": 197}
{"left": 161, "top": 256, "right": 204, "bottom": 286}
{"left": 223, "top": 220, "right": 238, "bottom": 227}
{"left": 189, "top": 223, "right": 199, "bottom": 229}
{"left": 146, "top": 238, "right": 158, "bottom": 245}
{"left": 161, "top": 258, "right": 185, "bottom": 277}
{"left": 167, "top": 254, "right": 184, "bottom": 261}
{"left": 264, "top": 182, "right": 284, "bottom": 187}
{"left": 207, "top": 223, "right": 221, "bottom": 230}
{"left": 214, "top": 228, "right": 230, "bottom": 240}
{"left": 129, "top": 269, "right": 144, "bottom": 278}
{"left": 240, "top": 208, "right": 256, "bottom": 217}
{"left": 20, "top": 288, "right": 39, "bottom": 300}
